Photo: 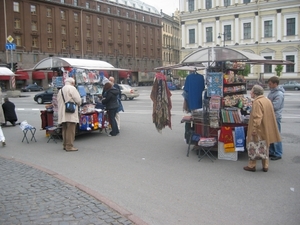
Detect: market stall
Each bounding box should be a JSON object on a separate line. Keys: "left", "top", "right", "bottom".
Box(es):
{"left": 32, "top": 57, "right": 127, "bottom": 136}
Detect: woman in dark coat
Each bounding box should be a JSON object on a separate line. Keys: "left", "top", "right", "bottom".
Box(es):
{"left": 2, "top": 97, "right": 18, "bottom": 126}
{"left": 102, "top": 82, "right": 120, "bottom": 136}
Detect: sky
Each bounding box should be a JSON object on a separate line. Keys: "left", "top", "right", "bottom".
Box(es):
{"left": 142, "top": 0, "right": 179, "bottom": 16}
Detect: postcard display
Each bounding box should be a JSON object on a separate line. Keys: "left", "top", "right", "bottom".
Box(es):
{"left": 50, "top": 67, "right": 109, "bottom": 133}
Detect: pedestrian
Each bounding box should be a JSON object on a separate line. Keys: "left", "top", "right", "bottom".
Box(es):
{"left": 2, "top": 97, "right": 18, "bottom": 126}
{"left": 267, "top": 76, "right": 284, "bottom": 160}
{"left": 244, "top": 85, "right": 281, "bottom": 172}
{"left": 108, "top": 76, "right": 123, "bottom": 130}
{"left": 102, "top": 82, "right": 120, "bottom": 136}
{"left": 127, "top": 73, "right": 132, "bottom": 86}
{"left": 57, "top": 77, "right": 81, "bottom": 152}
{"left": 0, "top": 88, "right": 6, "bottom": 146}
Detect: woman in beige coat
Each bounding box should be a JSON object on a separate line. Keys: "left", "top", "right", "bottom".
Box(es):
{"left": 57, "top": 77, "right": 81, "bottom": 151}
{"left": 0, "top": 88, "right": 6, "bottom": 146}
{"left": 244, "top": 85, "right": 281, "bottom": 172}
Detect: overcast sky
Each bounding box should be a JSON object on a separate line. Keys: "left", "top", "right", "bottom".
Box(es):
{"left": 142, "top": 0, "right": 179, "bottom": 16}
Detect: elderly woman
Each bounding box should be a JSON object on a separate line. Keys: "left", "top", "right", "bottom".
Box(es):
{"left": 244, "top": 85, "right": 281, "bottom": 172}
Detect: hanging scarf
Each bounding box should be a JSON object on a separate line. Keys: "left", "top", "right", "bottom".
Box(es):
{"left": 219, "top": 126, "right": 235, "bottom": 152}
{"left": 234, "top": 126, "right": 245, "bottom": 151}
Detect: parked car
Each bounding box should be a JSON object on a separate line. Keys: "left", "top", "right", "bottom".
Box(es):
{"left": 21, "top": 84, "right": 43, "bottom": 92}
{"left": 281, "top": 81, "right": 300, "bottom": 91}
{"left": 118, "top": 84, "right": 139, "bottom": 100}
{"left": 246, "top": 81, "right": 267, "bottom": 90}
{"left": 167, "top": 82, "right": 177, "bottom": 90}
{"left": 34, "top": 88, "right": 54, "bottom": 104}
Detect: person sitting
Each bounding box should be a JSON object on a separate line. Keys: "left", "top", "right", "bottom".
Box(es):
{"left": 2, "top": 97, "right": 18, "bottom": 126}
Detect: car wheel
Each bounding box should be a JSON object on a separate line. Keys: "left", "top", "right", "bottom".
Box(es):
{"left": 39, "top": 88, "right": 43, "bottom": 91}
{"left": 129, "top": 97, "right": 134, "bottom": 100}
{"left": 37, "top": 97, "right": 43, "bottom": 104}
{"left": 121, "top": 94, "right": 127, "bottom": 101}
{"left": 295, "top": 87, "right": 299, "bottom": 91}
{"left": 28, "top": 89, "right": 31, "bottom": 92}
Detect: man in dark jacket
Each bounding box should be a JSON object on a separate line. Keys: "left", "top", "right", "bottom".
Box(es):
{"left": 2, "top": 97, "right": 18, "bottom": 126}
{"left": 109, "top": 76, "right": 123, "bottom": 130}
{"left": 102, "top": 82, "right": 120, "bottom": 136}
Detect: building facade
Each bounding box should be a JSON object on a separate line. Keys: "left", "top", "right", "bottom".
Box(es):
{"left": 179, "top": 0, "right": 300, "bottom": 81}
{"left": 0, "top": 0, "right": 163, "bottom": 88}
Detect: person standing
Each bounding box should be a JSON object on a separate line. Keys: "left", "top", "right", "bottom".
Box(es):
{"left": 244, "top": 85, "right": 281, "bottom": 172}
{"left": 2, "top": 97, "right": 18, "bottom": 126}
{"left": 102, "top": 82, "right": 120, "bottom": 136}
{"left": 267, "top": 76, "right": 284, "bottom": 160}
{"left": 108, "top": 76, "right": 123, "bottom": 130}
{"left": 0, "top": 88, "right": 6, "bottom": 146}
{"left": 57, "top": 77, "right": 81, "bottom": 152}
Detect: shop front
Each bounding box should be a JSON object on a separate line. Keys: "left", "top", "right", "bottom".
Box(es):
{"left": 32, "top": 71, "right": 46, "bottom": 87}
{"left": 15, "top": 70, "right": 29, "bottom": 89}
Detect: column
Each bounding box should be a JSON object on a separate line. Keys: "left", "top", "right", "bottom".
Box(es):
{"left": 216, "top": 17, "right": 220, "bottom": 46}
{"left": 235, "top": 14, "right": 239, "bottom": 44}
{"left": 277, "top": 9, "right": 282, "bottom": 41}
{"left": 179, "top": 0, "right": 185, "bottom": 12}
{"left": 181, "top": 22, "right": 186, "bottom": 48}
{"left": 198, "top": 19, "right": 202, "bottom": 46}
{"left": 255, "top": 12, "right": 259, "bottom": 43}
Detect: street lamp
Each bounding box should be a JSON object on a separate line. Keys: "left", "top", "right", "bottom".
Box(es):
{"left": 218, "top": 32, "right": 226, "bottom": 47}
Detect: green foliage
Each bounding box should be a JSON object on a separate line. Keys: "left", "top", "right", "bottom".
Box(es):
{"left": 237, "top": 64, "right": 251, "bottom": 76}
{"left": 275, "top": 65, "right": 283, "bottom": 77}
{"left": 177, "top": 70, "right": 188, "bottom": 79}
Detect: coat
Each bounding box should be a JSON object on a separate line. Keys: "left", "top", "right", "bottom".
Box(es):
{"left": 2, "top": 100, "right": 17, "bottom": 123}
{"left": 102, "top": 87, "right": 119, "bottom": 110}
{"left": 57, "top": 84, "right": 81, "bottom": 124}
{"left": 246, "top": 95, "right": 281, "bottom": 147}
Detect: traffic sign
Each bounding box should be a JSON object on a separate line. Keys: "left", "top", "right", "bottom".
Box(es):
{"left": 5, "top": 43, "right": 16, "bottom": 50}
{"left": 7, "top": 35, "right": 14, "bottom": 43}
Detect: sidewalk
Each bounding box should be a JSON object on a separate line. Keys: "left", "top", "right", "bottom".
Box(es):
{"left": 0, "top": 156, "right": 138, "bottom": 225}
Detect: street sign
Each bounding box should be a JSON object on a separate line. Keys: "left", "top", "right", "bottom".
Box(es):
{"left": 5, "top": 43, "right": 16, "bottom": 50}
{"left": 7, "top": 35, "right": 14, "bottom": 43}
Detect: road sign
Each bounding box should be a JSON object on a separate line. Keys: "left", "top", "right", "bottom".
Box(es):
{"left": 5, "top": 43, "right": 16, "bottom": 50}
{"left": 7, "top": 35, "right": 14, "bottom": 43}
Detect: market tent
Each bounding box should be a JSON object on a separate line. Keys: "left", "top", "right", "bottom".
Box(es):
{"left": 154, "top": 63, "right": 205, "bottom": 71}
{"left": 32, "top": 57, "right": 127, "bottom": 71}
{"left": 0, "top": 67, "right": 16, "bottom": 76}
{"left": 180, "top": 47, "right": 294, "bottom": 65}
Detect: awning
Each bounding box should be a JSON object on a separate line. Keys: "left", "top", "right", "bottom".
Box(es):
{"left": 0, "top": 76, "right": 11, "bottom": 80}
{"left": 15, "top": 70, "right": 29, "bottom": 80}
{"left": 155, "top": 63, "right": 205, "bottom": 71}
{"left": 32, "top": 71, "right": 46, "bottom": 80}
{"left": 0, "top": 67, "right": 15, "bottom": 76}
{"left": 47, "top": 71, "right": 57, "bottom": 79}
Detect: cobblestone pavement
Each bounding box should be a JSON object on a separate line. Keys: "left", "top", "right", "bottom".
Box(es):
{"left": 0, "top": 157, "right": 134, "bottom": 225}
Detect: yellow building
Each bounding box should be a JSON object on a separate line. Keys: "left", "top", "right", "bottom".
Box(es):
{"left": 179, "top": 0, "right": 300, "bottom": 81}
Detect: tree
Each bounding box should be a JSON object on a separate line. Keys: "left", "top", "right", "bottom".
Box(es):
{"left": 177, "top": 70, "right": 188, "bottom": 79}
{"left": 275, "top": 64, "right": 283, "bottom": 77}
{"left": 237, "top": 64, "right": 250, "bottom": 77}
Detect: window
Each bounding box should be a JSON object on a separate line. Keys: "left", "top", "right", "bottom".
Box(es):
{"left": 243, "top": 23, "right": 251, "bottom": 39}
{"left": 108, "top": 19, "right": 111, "bottom": 28}
{"left": 14, "top": 19, "right": 21, "bottom": 29}
{"left": 206, "top": 27, "right": 213, "bottom": 42}
{"left": 61, "top": 11, "right": 66, "bottom": 20}
{"left": 143, "top": 37, "right": 146, "bottom": 44}
{"left": 60, "top": 0, "right": 65, "bottom": 3}
{"left": 87, "top": 42, "right": 91, "bottom": 51}
{"left": 97, "top": 5, "right": 100, "bottom": 11}
{"left": 287, "top": 18, "right": 295, "bottom": 36}
{"left": 126, "top": 12, "right": 129, "bottom": 18}
{"left": 108, "top": 32, "right": 112, "bottom": 40}
{"left": 264, "top": 56, "right": 272, "bottom": 73}
{"left": 107, "top": 7, "right": 111, "bottom": 13}
{"left": 206, "top": 0, "right": 212, "bottom": 9}
{"left": 97, "top": 17, "right": 101, "bottom": 26}
{"left": 243, "top": 0, "right": 250, "bottom": 3}
{"left": 47, "top": 23, "right": 52, "bottom": 33}
{"left": 74, "top": 27, "right": 79, "bottom": 36}
{"left": 13, "top": 2, "right": 19, "bottom": 12}
{"left": 118, "top": 34, "right": 122, "bottom": 41}
{"left": 286, "top": 55, "right": 295, "bottom": 72}
{"left": 150, "top": 38, "right": 153, "bottom": 45}
{"left": 189, "top": 29, "right": 195, "bottom": 44}
{"left": 46, "top": 8, "right": 52, "bottom": 17}
{"left": 16, "top": 53, "right": 22, "bottom": 62}
{"left": 61, "top": 25, "right": 66, "bottom": 35}
{"left": 75, "top": 41, "right": 79, "bottom": 51}
{"left": 47, "top": 38, "right": 52, "bottom": 48}
{"left": 62, "top": 40, "right": 66, "bottom": 49}
{"left": 117, "top": 10, "right": 120, "bottom": 16}
{"left": 127, "top": 23, "right": 130, "bottom": 31}
{"left": 74, "top": 0, "right": 78, "bottom": 6}
{"left": 117, "top": 21, "right": 121, "bottom": 29}
{"left": 15, "top": 35, "right": 21, "bottom": 46}
{"left": 98, "top": 44, "right": 103, "bottom": 52}
{"left": 86, "top": 15, "right": 90, "bottom": 24}
{"left": 31, "top": 5, "right": 36, "bottom": 15}
{"left": 74, "top": 13, "right": 78, "bottom": 22}
{"left": 264, "top": 20, "right": 272, "bottom": 37}
{"left": 142, "top": 16, "right": 145, "bottom": 21}
{"left": 32, "top": 37, "right": 38, "bottom": 47}
{"left": 224, "top": 0, "right": 230, "bottom": 7}
{"left": 33, "top": 54, "right": 39, "bottom": 63}
{"left": 86, "top": 2, "right": 90, "bottom": 9}
{"left": 31, "top": 21, "right": 37, "bottom": 31}
{"left": 188, "top": 0, "right": 194, "bottom": 12}
{"left": 127, "top": 35, "right": 130, "bottom": 42}
{"left": 87, "top": 29, "right": 91, "bottom": 38}
{"left": 98, "top": 31, "right": 102, "bottom": 38}
{"left": 224, "top": 25, "right": 231, "bottom": 40}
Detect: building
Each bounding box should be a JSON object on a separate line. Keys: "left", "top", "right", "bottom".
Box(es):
{"left": 0, "top": 0, "right": 163, "bottom": 88}
{"left": 179, "top": 0, "right": 300, "bottom": 81}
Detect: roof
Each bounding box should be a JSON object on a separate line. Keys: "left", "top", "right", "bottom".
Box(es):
{"left": 0, "top": 67, "right": 16, "bottom": 76}
{"left": 155, "top": 63, "right": 205, "bottom": 71}
{"left": 108, "top": 0, "right": 160, "bottom": 14}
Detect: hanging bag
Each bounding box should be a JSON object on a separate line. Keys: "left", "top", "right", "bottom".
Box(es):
{"left": 247, "top": 135, "right": 268, "bottom": 160}
{"left": 61, "top": 88, "right": 76, "bottom": 113}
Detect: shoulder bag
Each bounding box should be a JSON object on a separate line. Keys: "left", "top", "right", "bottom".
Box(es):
{"left": 247, "top": 135, "right": 268, "bottom": 160}
{"left": 61, "top": 88, "right": 76, "bottom": 113}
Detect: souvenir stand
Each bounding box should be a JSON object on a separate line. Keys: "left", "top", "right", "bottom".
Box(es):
{"left": 34, "top": 57, "right": 125, "bottom": 137}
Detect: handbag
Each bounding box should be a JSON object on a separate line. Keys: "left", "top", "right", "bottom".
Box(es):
{"left": 61, "top": 88, "right": 76, "bottom": 113}
{"left": 247, "top": 135, "right": 268, "bottom": 160}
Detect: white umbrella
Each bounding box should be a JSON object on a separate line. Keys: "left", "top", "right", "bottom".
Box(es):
{"left": 0, "top": 67, "right": 16, "bottom": 76}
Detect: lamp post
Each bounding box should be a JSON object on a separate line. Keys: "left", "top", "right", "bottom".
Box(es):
{"left": 217, "top": 32, "right": 226, "bottom": 47}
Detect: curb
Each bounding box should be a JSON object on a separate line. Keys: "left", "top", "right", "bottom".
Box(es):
{"left": 1, "top": 155, "right": 149, "bottom": 225}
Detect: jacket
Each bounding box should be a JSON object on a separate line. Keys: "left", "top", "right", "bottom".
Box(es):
{"left": 2, "top": 100, "right": 17, "bottom": 122}
{"left": 57, "top": 84, "right": 82, "bottom": 124}
{"left": 102, "top": 87, "right": 119, "bottom": 110}
{"left": 267, "top": 86, "right": 284, "bottom": 119}
{"left": 247, "top": 95, "right": 281, "bottom": 147}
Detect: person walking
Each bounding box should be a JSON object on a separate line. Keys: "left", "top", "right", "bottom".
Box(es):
{"left": 267, "top": 76, "right": 284, "bottom": 160}
{"left": 108, "top": 76, "right": 123, "bottom": 130}
{"left": 0, "top": 88, "right": 6, "bottom": 146}
{"left": 244, "top": 85, "right": 281, "bottom": 172}
{"left": 57, "top": 77, "right": 81, "bottom": 152}
{"left": 2, "top": 97, "right": 18, "bottom": 126}
{"left": 102, "top": 82, "right": 120, "bottom": 136}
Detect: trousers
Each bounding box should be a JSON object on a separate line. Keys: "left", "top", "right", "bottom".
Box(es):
{"left": 62, "top": 122, "right": 76, "bottom": 150}
{"left": 269, "top": 117, "right": 283, "bottom": 157}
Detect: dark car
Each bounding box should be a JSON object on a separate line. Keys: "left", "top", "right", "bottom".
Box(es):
{"left": 281, "top": 81, "right": 300, "bottom": 91}
{"left": 34, "top": 88, "right": 54, "bottom": 104}
{"left": 21, "top": 84, "right": 43, "bottom": 92}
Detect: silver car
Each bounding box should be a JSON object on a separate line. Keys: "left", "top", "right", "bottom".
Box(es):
{"left": 281, "top": 81, "right": 300, "bottom": 91}
{"left": 118, "top": 84, "right": 139, "bottom": 100}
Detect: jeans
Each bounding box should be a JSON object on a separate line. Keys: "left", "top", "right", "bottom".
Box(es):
{"left": 269, "top": 117, "right": 283, "bottom": 157}
{"left": 108, "top": 108, "right": 119, "bottom": 136}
